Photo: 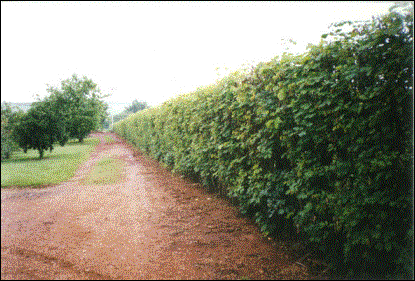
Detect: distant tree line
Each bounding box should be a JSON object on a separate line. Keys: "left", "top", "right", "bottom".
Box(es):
{"left": 102, "top": 99, "right": 149, "bottom": 130}
{"left": 1, "top": 74, "right": 109, "bottom": 160}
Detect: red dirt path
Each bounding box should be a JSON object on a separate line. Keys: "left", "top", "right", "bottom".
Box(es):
{"left": 1, "top": 132, "right": 317, "bottom": 280}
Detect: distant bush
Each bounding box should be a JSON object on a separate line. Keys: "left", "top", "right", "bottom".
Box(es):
{"left": 1, "top": 120, "right": 16, "bottom": 160}
{"left": 114, "top": 11, "right": 413, "bottom": 278}
{"left": 1, "top": 102, "right": 22, "bottom": 160}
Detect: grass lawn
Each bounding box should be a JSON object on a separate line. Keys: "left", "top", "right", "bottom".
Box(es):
{"left": 1, "top": 137, "right": 100, "bottom": 187}
{"left": 83, "top": 157, "right": 125, "bottom": 185}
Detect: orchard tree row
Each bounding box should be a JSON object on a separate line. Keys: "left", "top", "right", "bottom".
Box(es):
{"left": 1, "top": 74, "right": 109, "bottom": 160}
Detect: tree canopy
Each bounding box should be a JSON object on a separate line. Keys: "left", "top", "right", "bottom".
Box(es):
{"left": 46, "top": 74, "right": 109, "bottom": 142}
{"left": 12, "top": 98, "right": 69, "bottom": 159}
{"left": 124, "top": 99, "right": 149, "bottom": 114}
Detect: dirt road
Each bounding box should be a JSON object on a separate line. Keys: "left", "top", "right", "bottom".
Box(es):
{"left": 1, "top": 132, "right": 312, "bottom": 280}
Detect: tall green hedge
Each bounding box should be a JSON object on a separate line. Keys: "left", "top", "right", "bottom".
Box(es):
{"left": 115, "top": 12, "right": 413, "bottom": 278}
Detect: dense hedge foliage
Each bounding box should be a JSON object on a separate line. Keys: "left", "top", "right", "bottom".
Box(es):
{"left": 114, "top": 12, "right": 413, "bottom": 278}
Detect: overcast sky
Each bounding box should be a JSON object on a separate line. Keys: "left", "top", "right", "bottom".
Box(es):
{"left": 2, "top": 1, "right": 394, "bottom": 111}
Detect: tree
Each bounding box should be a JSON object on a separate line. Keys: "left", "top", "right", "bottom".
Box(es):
{"left": 12, "top": 98, "right": 69, "bottom": 159}
{"left": 47, "top": 74, "right": 109, "bottom": 142}
{"left": 124, "top": 99, "right": 149, "bottom": 113}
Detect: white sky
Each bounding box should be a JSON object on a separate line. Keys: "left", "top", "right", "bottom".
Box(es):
{"left": 1, "top": 1, "right": 394, "bottom": 111}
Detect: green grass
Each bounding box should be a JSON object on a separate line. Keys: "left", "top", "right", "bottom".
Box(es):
{"left": 1, "top": 137, "right": 100, "bottom": 187}
{"left": 83, "top": 157, "right": 125, "bottom": 185}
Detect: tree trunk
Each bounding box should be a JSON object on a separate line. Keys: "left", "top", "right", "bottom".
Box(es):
{"left": 38, "top": 149, "right": 44, "bottom": 160}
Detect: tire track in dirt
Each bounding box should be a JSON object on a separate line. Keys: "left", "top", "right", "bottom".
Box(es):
{"left": 1, "top": 132, "right": 312, "bottom": 280}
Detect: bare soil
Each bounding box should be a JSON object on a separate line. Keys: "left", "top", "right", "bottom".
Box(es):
{"left": 1, "top": 132, "right": 321, "bottom": 280}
